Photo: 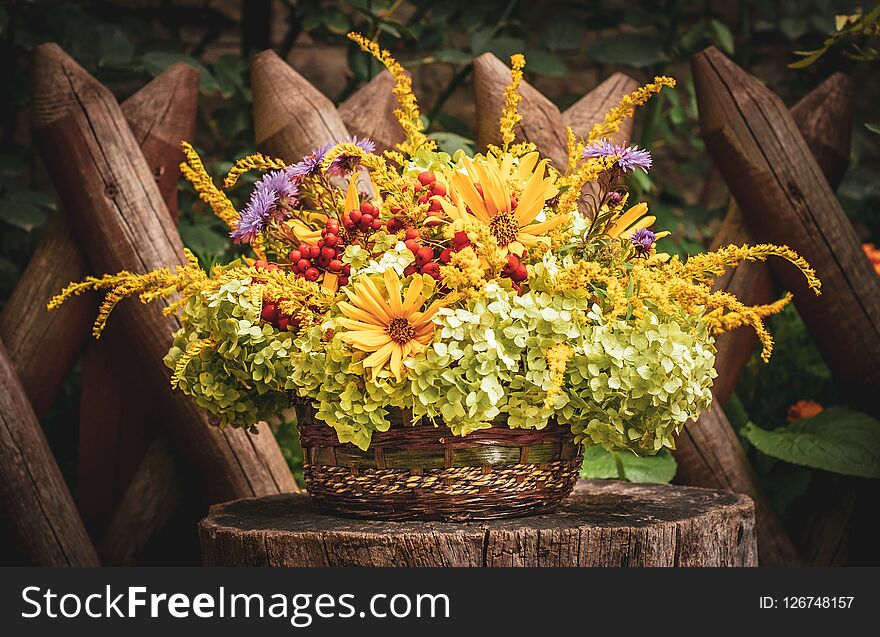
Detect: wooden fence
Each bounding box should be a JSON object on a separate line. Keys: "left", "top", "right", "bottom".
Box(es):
{"left": 0, "top": 42, "right": 867, "bottom": 566}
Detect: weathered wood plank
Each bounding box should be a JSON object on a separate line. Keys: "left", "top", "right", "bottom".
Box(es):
{"left": 707, "top": 72, "right": 853, "bottom": 406}
{"left": 0, "top": 216, "right": 90, "bottom": 419}
{"left": 677, "top": 68, "right": 853, "bottom": 567}
{"left": 338, "top": 69, "right": 404, "bottom": 154}
{"left": 251, "top": 50, "right": 349, "bottom": 161}
{"left": 473, "top": 52, "right": 568, "bottom": 168}
{"left": 0, "top": 338, "right": 98, "bottom": 566}
{"left": 77, "top": 62, "right": 200, "bottom": 536}
{"left": 692, "top": 47, "right": 880, "bottom": 412}
{"left": 200, "top": 480, "right": 757, "bottom": 567}
{"left": 97, "top": 437, "right": 180, "bottom": 566}
{"left": 31, "top": 43, "right": 296, "bottom": 505}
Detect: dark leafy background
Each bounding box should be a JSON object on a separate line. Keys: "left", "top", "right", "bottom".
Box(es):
{"left": 1, "top": 0, "right": 878, "bottom": 564}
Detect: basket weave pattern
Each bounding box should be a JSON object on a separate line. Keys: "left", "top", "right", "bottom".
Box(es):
{"left": 297, "top": 405, "right": 583, "bottom": 521}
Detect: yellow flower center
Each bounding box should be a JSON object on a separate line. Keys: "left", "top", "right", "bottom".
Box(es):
{"left": 488, "top": 211, "right": 519, "bottom": 247}
{"left": 387, "top": 316, "right": 416, "bottom": 344}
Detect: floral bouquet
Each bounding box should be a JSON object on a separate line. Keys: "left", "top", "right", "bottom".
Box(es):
{"left": 51, "top": 34, "right": 819, "bottom": 520}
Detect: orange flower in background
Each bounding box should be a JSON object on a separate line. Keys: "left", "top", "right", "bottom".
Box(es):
{"left": 336, "top": 269, "right": 440, "bottom": 381}
{"left": 862, "top": 243, "right": 880, "bottom": 276}
{"left": 786, "top": 400, "right": 824, "bottom": 422}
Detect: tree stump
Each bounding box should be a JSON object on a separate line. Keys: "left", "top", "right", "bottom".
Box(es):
{"left": 199, "top": 480, "right": 757, "bottom": 567}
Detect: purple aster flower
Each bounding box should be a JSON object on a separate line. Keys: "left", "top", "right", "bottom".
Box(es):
{"left": 630, "top": 228, "right": 657, "bottom": 255}
{"left": 327, "top": 136, "right": 377, "bottom": 177}
{"left": 583, "top": 139, "right": 653, "bottom": 173}
{"left": 230, "top": 169, "right": 298, "bottom": 244}
{"left": 289, "top": 142, "right": 332, "bottom": 181}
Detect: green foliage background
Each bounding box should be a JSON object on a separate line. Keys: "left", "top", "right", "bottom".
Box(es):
{"left": 1, "top": 0, "right": 878, "bottom": 563}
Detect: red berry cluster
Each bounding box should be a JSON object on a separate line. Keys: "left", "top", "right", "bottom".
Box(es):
{"left": 387, "top": 172, "right": 448, "bottom": 233}
{"left": 259, "top": 298, "right": 301, "bottom": 332}
{"left": 342, "top": 201, "right": 383, "bottom": 236}
{"left": 289, "top": 217, "right": 352, "bottom": 286}
{"left": 399, "top": 228, "right": 441, "bottom": 280}
{"left": 253, "top": 259, "right": 280, "bottom": 272}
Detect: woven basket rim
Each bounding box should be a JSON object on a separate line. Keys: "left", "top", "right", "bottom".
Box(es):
{"left": 296, "top": 405, "right": 574, "bottom": 449}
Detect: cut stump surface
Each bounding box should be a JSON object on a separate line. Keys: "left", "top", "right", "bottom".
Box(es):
{"left": 200, "top": 480, "right": 757, "bottom": 567}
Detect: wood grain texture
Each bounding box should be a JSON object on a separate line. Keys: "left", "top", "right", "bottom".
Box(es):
{"left": 0, "top": 338, "right": 98, "bottom": 566}
{"left": 675, "top": 69, "right": 854, "bottom": 567}
{"left": 31, "top": 43, "right": 296, "bottom": 504}
{"left": 473, "top": 52, "right": 568, "bottom": 168}
{"left": 0, "top": 215, "right": 90, "bottom": 419}
{"left": 338, "top": 70, "right": 405, "bottom": 154}
{"left": 706, "top": 72, "right": 853, "bottom": 406}
{"left": 77, "top": 62, "right": 200, "bottom": 536}
{"left": 200, "top": 480, "right": 757, "bottom": 567}
{"left": 251, "top": 50, "right": 349, "bottom": 161}
{"left": 120, "top": 62, "right": 199, "bottom": 222}
{"left": 97, "top": 437, "right": 180, "bottom": 566}
{"left": 692, "top": 47, "right": 880, "bottom": 412}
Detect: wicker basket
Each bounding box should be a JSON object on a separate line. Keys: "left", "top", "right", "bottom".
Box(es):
{"left": 296, "top": 405, "right": 583, "bottom": 521}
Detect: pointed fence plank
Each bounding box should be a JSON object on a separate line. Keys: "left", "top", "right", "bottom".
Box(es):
{"left": 676, "top": 70, "right": 854, "bottom": 567}
{"left": 692, "top": 47, "right": 880, "bottom": 413}
{"left": 77, "top": 62, "right": 201, "bottom": 536}
{"left": 0, "top": 65, "right": 201, "bottom": 423}
{"left": 0, "top": 216, "right": 90, "bottom": 419}
{"left": 338, "top": 69, "right": 404, "bottom": 154}
{"left": 707, "top": 72, "right": 853, "bottom": 406}
{"left": 31, "top": 43, "right": 296, "bottom": 507}
{"left": 251, "top": 50, "right": 349, "bottom": 161}
{"left": 0, "top": 338, "right": 99, "bottom": 565}
{"left": 121, "top": 63, "right": 198, "bottom": 222}
{"left": 473, "top": 52, "right": 568, "bottom": 168}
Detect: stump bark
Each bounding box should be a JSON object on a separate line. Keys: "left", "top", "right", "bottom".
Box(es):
{"left": 199, "top": 480, "right": 757, "bottom": 567}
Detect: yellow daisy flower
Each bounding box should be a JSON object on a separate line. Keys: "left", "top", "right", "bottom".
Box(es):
{"left": 336, "top": 269, "right": 439, "bottom": 381}
{"left": 440, "top": 152, "right": 561, "bottom": 256}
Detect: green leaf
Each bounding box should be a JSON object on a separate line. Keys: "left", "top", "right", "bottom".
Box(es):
{"left": 708, "top": 19, "right": 735, "bottom": 54}
{"left": 429, "top": 132, "right": 475, "bottom": 156}
{"left": 581, "top": 446, "right": 677, "bottom": 483}
{"left": 433, "top": 49, "right": 472, "bottom": 64}
{"left": 543, "top": 18, "right": 582, "bottom": 51}
{"left": 322, "top": 7, "right": 349, "bottom": 35}
{"left": 742, "top": 407, "right": 880, "bottom": 478}
{"left": 0, "top": 189, "right": 55, "bottom": 231}
{"left": 580, "top": 445, "right": 619, "bottom": 479}
{"left": 179, "top": 218, "right": 231, "bottom": 261}
{"left": 866, "top": 122, "right": 880, "bottom": 135}
{"left": 523, "top": 50, "right": 567, "bottom": 77}
{"left": 141, "top": 51, "right": 200, "bottom": 76}
{"left": 97, "top": 26, "right": 134, "bottom": 68}
{"left": 587, "top": 33, "right": 668, "bottom": 68}
{"left": 619, "top": 452, "right": 677, "bottom": 483}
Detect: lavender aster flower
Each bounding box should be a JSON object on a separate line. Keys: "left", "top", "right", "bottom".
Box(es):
{"left": 289, "top": 142, "right": 332, "bottom": 181}
{"left": 231, "top": 169, "right": 298, "bottom": 244}
{"left": 583, "top": 139, "right": 653, "bottom": 173}
{"left": 630, "top": 228, "right": 657, "bottom": 255}
{"left": 327, "top": 136, "right": 377, "bottom": 177}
